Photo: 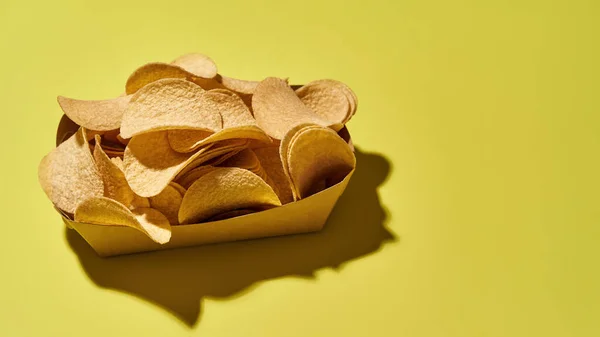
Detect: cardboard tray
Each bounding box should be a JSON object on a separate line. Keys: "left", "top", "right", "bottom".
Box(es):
{"left": 56, "top": 115, "right": 355, "bottom": 257}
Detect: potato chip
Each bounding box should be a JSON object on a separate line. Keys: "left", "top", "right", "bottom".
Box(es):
{"left": 38, "top": 128, "right": 104, "bottom": 213}
{"left": 253, "top": 146, "right": 294, "bottom": 204}
{"left": 206, "top": 209, "right": 255, "bottom": 222}
{"left": 219, "top": 148, "right": 268, "bottom": 181}
{"left": 176, "top": 165, "right": 217, "bottom": 189}
{"left": 178, "top": 167, "right": 281, "bottom": 224}
{"left": 120, "top": 78, "right": 222, "bottom": 138}
{"left": 149, "top": 183, "right": 183, "bottom": 225}
{"left": 284, "top": 125, "right": 355, "bottom": 199}
{"left": 130, "top": 194, "right": 151, "bottom": 209}
{"left": 217, "top": 75, "right": 259, "bottom": 95}
{"left": 57, "top": 95, "right": 131, "bottom": 131}
{"left": 169, "top": 182, "right": 187, "bottom": 197}
{"left": 167, "top": 90, "right": 270, "bottom": 152}
{"left": 124, "top": 131, "right": 212, "bottom": 197}
{"left": 252, "top": 77, "right": 329, "bottom": 140}
{"left": 93, "top": 135, "right": 135, "bottom": 207}
{"left": 124, "top": 131, "right": 246, "bottom": 197}
{"left": 295, "top": 80, "right": 351, "bottom": 128}
{"left": 171, "top": 53, "right": 218, "bottom": 79}
{"left": 125, "top": 62, "right": 192, "bottom": 95}
{"left": 278, "top": 123, "right": 319, "bottom": 200}
{"left": 74, "top": 197, "right": 171, "bottom": 244}
{"left": 175, "top": 140, "right": 247, "bottom": 178}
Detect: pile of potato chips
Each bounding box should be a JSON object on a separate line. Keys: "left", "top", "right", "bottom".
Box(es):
{"left": 39, "top": 53, "right": 357, "bottom": 244}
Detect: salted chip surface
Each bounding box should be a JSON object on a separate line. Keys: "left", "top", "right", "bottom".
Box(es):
{"left": 176, "top": 166, "right": 217, "bottom": 189}
{"left": 171, "top": 53, "right": 218, "bottom": 79}
{"left": 57, "top": 95, "right": 131, "bottom": 131}
{"left": 74, "top": 197, "right": 171, "bottom": 244}
{"left": 124, "top": 131, "right": 245, "bottom": 197}
{"left": 120, "top": 78, "right": 222, "bottom": 138}
{"left": 254, "top": 146, "right": 294, "bottom": 204}
{"left": 125, "top": 62, "right": 192, "bottom": 95}
{"left": 218, "top": 75, "right": 259, "bottom": 95}
{"left": 178, "top": 167, "right": 281, "bottom": 224}
{"left": 93, "top": 135, "right": 135, "bottom": 207}
{"left": 149, "top": 183, "right": 183, "bottom": 225}
{"left": 169, "top": 182, "right": 187, "bottom": 197}
{"left": 252, "top": 77, "right": 329, "bottom": 140}
{"left": 167, "top": 90, "right": 269, "bottom": 152}
{"left": 38, "top": 128, "right": 104, "bottom": 213}
{"left": 295, "top": 81, "right": 350, "bottom": 129}
{"left": 123, "top": 131, "right": 212, "bottom": 197}
{"left": 285, "top": 125, "right": 355, "bottom": 199}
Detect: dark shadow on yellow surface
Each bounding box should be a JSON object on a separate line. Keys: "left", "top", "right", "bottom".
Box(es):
{"left": 66, "top": 148, "right": 395, "bottom": 327}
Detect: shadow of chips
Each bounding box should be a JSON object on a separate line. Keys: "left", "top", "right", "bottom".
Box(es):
{"left": 65, "top": 147, "right": 395, "bottom": 327}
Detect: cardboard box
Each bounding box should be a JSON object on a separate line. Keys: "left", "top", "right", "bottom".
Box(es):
{"left": 56, "top": 115, "right": 355, "bottom": 257}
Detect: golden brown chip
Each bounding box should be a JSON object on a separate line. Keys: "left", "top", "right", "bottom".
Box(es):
{"left": 125, "top": 62, "right": 192, "bottom": 95}
{"left": 219, "top": 148, "right": 268, "bottom": 180}
{"left": 178, "top": 167, "right": 281, "bottom": 224}
{"left": 74, "top": 197, "right": 171, "bottom": 244}
{"left": 57, "top": 95, "right": 131, "bottom": 131}
{"left": 120, "top": 78, "right": 222, "bottom": 139}
{"left": 295, "top": 80, "right": 351, "bottom": 129}
{"left": 253, "top": 146, "right": 294, "bottom": 204}
{"left": 175, "top": 140, "right": 248, "bottom": 178}
{"left": 278, "top": 123, "right": 319, "bottom": 199}
{"left": 206, "top": 209, "right": 255, "bottom": 222}
{"left": 38, "top": 128, "right": 104, "bottom": 213}
{"left": 167, "top": 90, "right": 270, "bottom": 152}
{"left": 123, "top": 131, "right": 213, "bottom": 197}
{"left": 217, "top": 75, "right": 259, "bottom": 95}
{"left": 284, "top": 125, "right": 355, "bottom": 199}
{"left": 171, "top": 53, "right": 218, "bottom": 79}
{"left": 252, "top": 77, "right": 329, "bottom": 140}
{"left": 176, "top": 165, "right": 217, "bottom": 189}
{"left": 149, "top": 184, "right": 183, "bottom": 225}
{"left": 130, "top": 194, "right": 151, "bottom": 209}
{"left": 93, "top": 135, "right": 135, "bottom": 207}
{"left": 123, "top": 131, "right": 246, "bottom": 197}
{"left": 169, "top": 182, "right": 187, "bottom": 197}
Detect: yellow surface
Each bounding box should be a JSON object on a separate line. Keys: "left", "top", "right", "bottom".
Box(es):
{"left": 1, "top": 0, "right": 598, "bottom": 336}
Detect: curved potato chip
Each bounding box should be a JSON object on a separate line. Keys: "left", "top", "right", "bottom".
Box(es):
{"left": 278, "top": 123, "right": 319, "bottom": 200}
{"left": 38, "top": 128, "right": 104, "bottom": 213}
{"left": 169, "top": 182, "right": 187, "bottom": 197}
{"left": 295, "top": 81, "right": 350, "bottom": 128}
{"left": 176, "top": 165, "right": 217, "bottom": 189}
{"left": 120, "top": 79, "right": 222, "bottom": 138}
{"left": 206, "top": 209, "right": 255, "bottom": 222}
{"left": 285, "top": 125, "right": 355, "bottom": 199}
{"left": 254, "top": 146, "right": 294, "bottom": 204}
{"left": 175, "top": 140, "right": 247, "bottom": 178}
{"left": 93, "top": 135, "right": 135, "bottom": 207}
{"left": 74, "top": 197, "right": 171, "bottom": 244}
{"left": 178, "top": 167, "right": 281, "bottom": 224}
{"left": 125, "top": 62, "right": 192, "bottom": 95}
{"left": 219, "top": 148, "right": 268, "bottom": 181}
{"left": 149, "top": 184, "right": 183, "bottom": 225}
{"left": 57, "top": 95, "right": 131, "bottom": 131}
{"left": 167, "top": 91, "right": 270, "bottom": 152}
{"left": 298, "top": 79, "right": 357, "bottom": 122}
{"left": 130, "top": 194, "right": 151, "bottom": 209}
{"left": 124, "top": 132, "right": 245, "bottom": 197}
{"left": 217, "top": 75, "right": 259, "bottom": 95}
{"left": 171, "top": 53, "right": 218, "bottom": 79}
{"left": 252, "top": 77, "right": 329, "bottom": 140}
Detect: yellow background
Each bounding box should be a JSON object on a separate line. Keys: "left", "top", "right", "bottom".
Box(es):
{"left": 1, "top": 0, "right": 598, "bottom": 336}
